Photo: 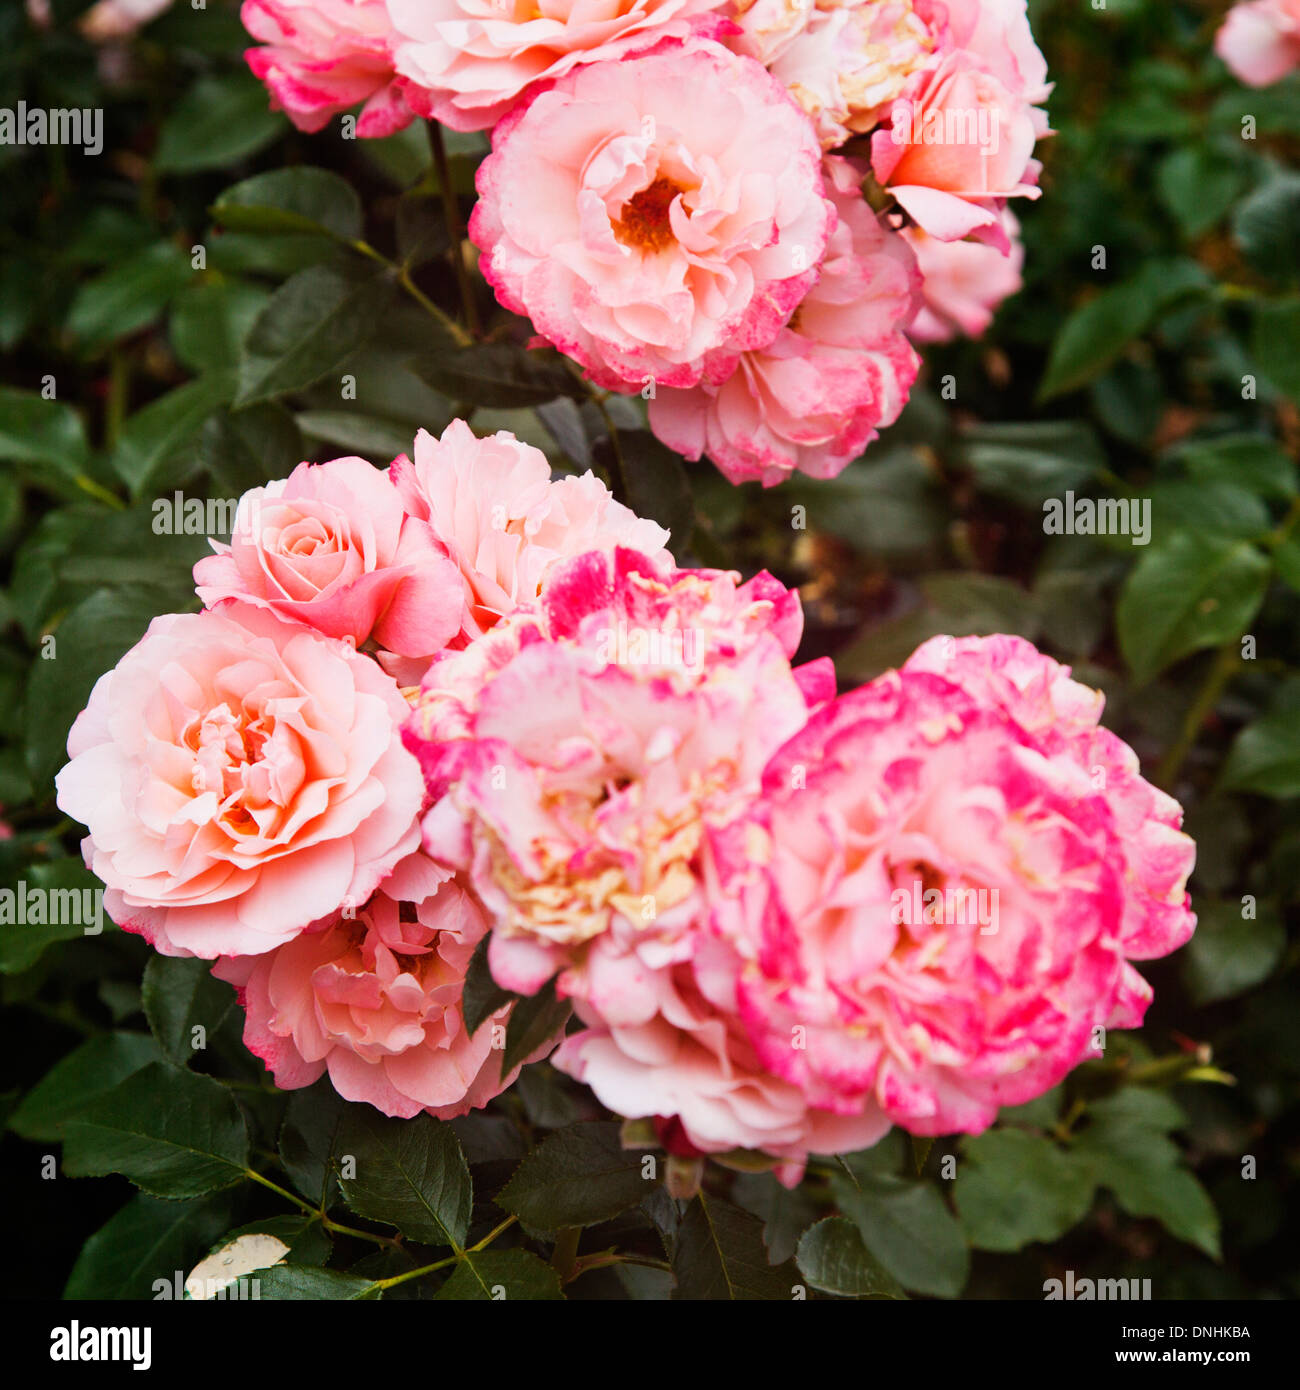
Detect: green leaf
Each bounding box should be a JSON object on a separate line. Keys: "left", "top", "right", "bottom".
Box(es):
{"left": 461, "top": 935, "right": 514, "bottom": 1038}
{"left": 169, "top": 279, "right": 270, "bottom": 375}
{"left": 1251, "top": 300, "right": 1300, "bottom": 403}
{"left": 501, "top": 975, "right": 571, "bottom": 1078}
{"left": 142, "top": 956, "right": 238, "bottom": 1067}
{"left": 279, "top": 1081, "right": 352, "bottom": 1209}
{"left": 155, "top": 72, "right": 285, "bottom": 174}
{"left": 10, "top": 1033, "right": 161, "bottom": 1141}
{"left": 1074, "top": 1122, "right": 1221, "bottom": 1258}
{"left": 0, "top": 856, "right": 108, "bottom": 974}
{"left": 211, "top": 168, "right": 363, "bottom": 242}
{"left": 25, "top": 585, "right": 168, "bottom": 788}
{"left": 1177, "top": 434, "right": 1296, "bottom": 501}
{"left": 833, "top": 1177, "right": 969, "bottom": 1298}
{"left": 1116, "top": 534, "right": 1271, "bottom": 684}
{"left": 66, "top": 242, "right": 192, "bottom": 347}
{"left": 110, "top": 372, "right": 237, "bottom": 495}
{"left": 795, "top": 1218, "right": 905, "bottom": 1298}
{"left": 498, "top": 1122, "right": 650, "bottom": 1230}
{"left": 236, "top": 266, "right": 395, "bottom": 407}
{"left": 434, "top": 1250, "right": 564, "bottom": 1301}
{"left": 1157, "top": 147, "right": 1244, "bottom": 239}
{"left": 337, "top": 1110, "right": 471, "bottom": 1248}
{"left": 1039, "top": 261, "right": 1209, "bottom": 402}
{"left": 1182, "top": 898, "right": 1285, "bottom": 1005}
{"left": 0, "top": 386, "right": 90, "bottom": 475}
{"left": 730, "top": 1171, "right": 820, "bottom": 1266}
{"left": 614, "top": 431, "right": 692, "bottom": 545}
{"left": 1233, "top": 171, "right": 1300, "bottom": 282}
{"left": 672, "top": 1193, "right": 799, "bottom": 1300}
{"left": 252, "top": 1266, "right": 378, "bottom": 1300}
{"left": 963, "top": 420, "right": 1104, "bottom": 505}
{"left": 63, "top": 1063, "right": 250, "bottom": 1198}
{"left": 954, "top": 1130, "right": 1095, "bottom": 1252}
{"left": 64, "top": 1192, "right": 238, "bottom": 1300}
{"left": 296, "top": 410, "right": 416, "bottom": 461}
{"left": 199, "top": 404, "right": 304, "bottom": 496}
{"left": 1221, "top": 708, "right": 1300, "bottom": 798}
{"left": 410, "top": 343, "right": 581, "bottom": 409}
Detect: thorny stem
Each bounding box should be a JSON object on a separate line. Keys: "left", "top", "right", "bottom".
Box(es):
{"left": 427, "top": 121, "right": 482, "bottom": 340}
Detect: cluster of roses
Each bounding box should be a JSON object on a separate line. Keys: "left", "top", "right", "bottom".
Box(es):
{"left": 234, "top": 0, "right": 1050, "bottom": 486}
{"left": 56, "top": 425, "right": 1197, "bottom": 1177}
{"left": 1216, "top": 0, "right": 1300, "bottom": 86}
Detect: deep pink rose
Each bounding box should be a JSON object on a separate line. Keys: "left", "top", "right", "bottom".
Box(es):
{"left": 404, "top": 546, "right": 830, "bottom": 997}
{"left": 242, "top": 0, "right": 414, "bottom": 137}
{"left": 385, "top": 0, "right": 725, "bottom": 132}
{"left": 389, "top": 420, "right": 670, "bottom": 641}
{"left": 469, "top": 40, "right": 832, "bottom": 391}
{"left": 648, "top": 156, "right": 921, "bottom": 485}
{"left": 213, "top": 852, "right": 549, "bottom": 1118}
{"left": 194, "top": 455, "right": 463, "bottom": 662}
{"left": 55, "top": 605, "right": 425, "bottom": 959}
{"left": 716, "top": 636, "right": 1196, "bottom": 1136}
{"left": 1216, "top": 0, "right": 1300, "bottom": 87}
{"left": 904, "top": 208, "right": 1023, "bottom": 342}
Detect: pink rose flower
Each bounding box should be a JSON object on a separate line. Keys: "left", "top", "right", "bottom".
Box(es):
{"left": 390, "top": 420, "right": 670, "bottom": 641}
{"left": 648, "top": 156, "right": 921, "bottom": 486}
{"left": 737, "top": 0, "right": 943, "bottom": 150}
{"left": 717, "top": 636, "right": 1196, "bottom": 1136}
{"left": 193, "top": 455, "right": 464, "bottom": 663}
{"left": 385, "top": 0, "right": 725, "bottom": 132}
{"left": 554, "top": 954, "right": 889, "bottom": 1172}
{"left": 469, "top": 40, "right": 833, "bottom": 392}
{"left": 242, "top": 0, "right": 414, "bottom": 137}
{"left": 404, "top": 546, "right": 831, "bottom": 997}
{"left": 213, "top": 852, "right": 545, "bottom": 1118}
{"left": 55, "top": 605, "right": 425, "bottom": 960}
{"left": 870, "top": 48, "right": 1042, "bottom": 246}
{"left": 79, "top": 0, "right": 173, "bottom": 41}
{"left": 904, "top": 208, "right": 1023, "bottom": 342}
{"left": 1216, "top": 0, "right": 1300, "bottom": 87}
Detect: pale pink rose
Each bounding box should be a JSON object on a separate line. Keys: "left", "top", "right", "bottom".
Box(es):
{"left": 904, "top": 208, "right": 1023, "bottom": 342}
{"left": 385, "top": 0, "right": 725, "bottom": 132}
{"left": 55, "top": 605, "right": 425, "bottom": 960}
{"left": 242, "top": 0, "right": 414, "bottom": 137}
{"left": 938, "top": 0, "right": 1051, "bottom": 107}
{"left": 901, "top": 635, "right": 1197, "bottom": 962}
{"left": 404, "top": 546, "right": 832, "bottom": 998}
{"left": 469, "top": 40, "right": 833, "bottom": 392}
{"left": 871, "top": 48, "right": 1043, "bottom": 247}
{"left": 554, "top": 954, "right": 889, "bottom": 1173}
{"left": 745, "top": 0, "right": 944, "bottom": 149}
{"left": 648, "top": 156, "right": 921, "bottom": 486}
{"left": 213, "top": 853, "right": 548, "bottom": 1118}
{"left": 79, "top": 0, "right": 172, "bottom": 41}
{"left": 717, "top": 640, "right": 1196, "bottom": 1136}
{"left": 1216, "top": 0, "right": 1300, "bottom": 87}
{"left": 193, "top": 456, "right": 463, "bottom": 663}
{"left": 390, "top": 420, "right": 670, "bottom": 641}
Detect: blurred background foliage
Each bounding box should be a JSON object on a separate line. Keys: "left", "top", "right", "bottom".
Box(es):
{"left": 1, "top": 0, "right": 1297, "bottom": 1300}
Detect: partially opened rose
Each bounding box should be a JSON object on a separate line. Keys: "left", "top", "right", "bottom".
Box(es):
{"left": 390, "top": 420, "right": 670, "bottom": 640}
{"left": 386, "top": 0, "right": 724, "bottom": 132}
{"left": 55, "top": 605, "right": 424, "bottom": 959}
{"left": 213, "top": 852, "right": 545, "bottom": 1118}
{"left": 470, "top": 39, "right": 832, "bottom": 391}
{"left": 194, "top": 455, "right": 464, "bottom": 661}
{"left": 242, "top": 0, "right": 413, "bottom": 137}
{"left": 1215, "top": 0, "right": 1300, "bottom": 87}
